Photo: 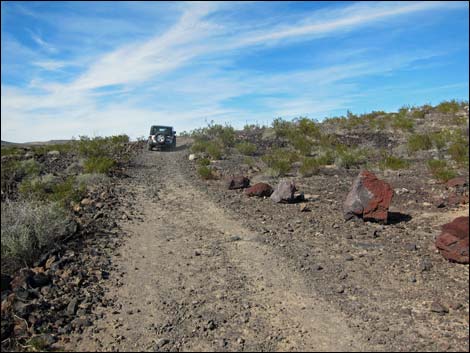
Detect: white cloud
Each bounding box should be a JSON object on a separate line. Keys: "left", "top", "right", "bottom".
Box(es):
{"left": 1, "top": 1, "right": 467, "bottom": 142}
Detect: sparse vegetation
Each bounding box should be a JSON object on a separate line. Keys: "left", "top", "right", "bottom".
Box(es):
{"left": 408, "top": 133, "right": 433, "bottom": 152}
{"left": 1, "top": 200, "right": 70, "bottom": 264}
{"left": 235, "top": 141, "right": 257, "bottom": 156}
{"left": 197, "top": 165, "right": 214, "bottom": 179}
{"left": 427, "top": 159, "right": 457, "bottom": 182}
{"left": 262, "top": 148, "right": 299, "bottom": 177}
{"left": 83, "top": 156, "right": 116, "bottom": 174}
{"left": 379, "top": 153, "right": 410, "bottom": 170}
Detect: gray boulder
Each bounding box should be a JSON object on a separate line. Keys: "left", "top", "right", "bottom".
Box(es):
{"left": 270, "top": 180, "right": 296, "bottom": 203}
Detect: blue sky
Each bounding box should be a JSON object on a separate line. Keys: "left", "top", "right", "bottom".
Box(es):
{"left": 1, "top": 1, "right": 469, "bottom": 142}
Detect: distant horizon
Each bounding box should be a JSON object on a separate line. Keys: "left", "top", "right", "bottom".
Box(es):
{"left": 2, "top": 1, "right": 469, "bottom": 143}
{"left": 2, "top": 98, "right": 468, "bottom": 144}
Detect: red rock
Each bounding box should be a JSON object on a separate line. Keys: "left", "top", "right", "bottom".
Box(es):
{"left": 435, "top": 216, "right": 469, "bottom": 264}
{"left": 244, "top": 183, "right": 273, "bottom": 197}
{"left": 446, "top": 177, "right": 467, "bottom": 188}
{"left": 226, "top": 176, "right": 250, "bottom": 190}
{"left": 343, "top": 170, "right": 394, "bottom": 223}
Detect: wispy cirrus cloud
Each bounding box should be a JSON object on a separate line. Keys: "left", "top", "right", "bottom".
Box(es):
{"left": 1, "top": 1, "right": 468, "bottom": 142}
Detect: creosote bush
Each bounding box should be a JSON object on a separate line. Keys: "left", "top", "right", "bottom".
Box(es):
{"left": 1, "top": 200, "right": 70, "bottom": 264}
{"left": 83, "top": 156, "right": 116, "bottom": 174}
{"left": 262, "top": 148, "right": 299, "bottom": 177}
{"left": 235, "top": 141, "right": 257, "bottom": 156}
{"left": 379, "top": 154, "right": 410, "bottom": 170}
{"left": 427, "top": 159, "right": 457, "bottom": 182}
{"left": 197, "top": 165, "right": 214, "bottom": 180}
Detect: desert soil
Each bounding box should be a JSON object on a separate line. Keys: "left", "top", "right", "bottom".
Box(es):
{"left": 65, "top": 138, "right": 469, "bottom": 352}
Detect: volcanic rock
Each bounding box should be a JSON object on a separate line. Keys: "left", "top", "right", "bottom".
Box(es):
{"left": 227, "top": 176, "right": 250, "bottom": 190}
{"left": 244, "top": 183, "right": 273, "bottom": 197}
{"left": 343, "top": 170, "right": 394, "bottom": 223}
{"left": 435, "top": 216, "right": 469, "bottom": 264}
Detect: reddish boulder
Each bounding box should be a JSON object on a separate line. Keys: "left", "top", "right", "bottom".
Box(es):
{"left": 446, "top": 177, "right": 467, "bottom": 188}
{"left": 226, "top": 176, "right": 250, "bottom": 190}
{"left": 245, "top": 183, "right": 273, "bottom": 197}
{"left": 435, "top": 216, "right": 469, "bottom": 264}
{"left": 343, "top": 170, "right": 394, "bottom": 223}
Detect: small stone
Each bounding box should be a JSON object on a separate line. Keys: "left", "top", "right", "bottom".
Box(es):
{"left": 405, "top": 243, "right": 417, "bottom": 251}
{"left": 345, "top": 255, "right": 354, "bottom": 262}
{"left": 335, "top": 285, "right": 345, "bottom": 294}
{"left": 430, "top": 302, "right": 449, "bottom": 315}
{"left": 67, "top": 298, "right": 79, "bottom": 316}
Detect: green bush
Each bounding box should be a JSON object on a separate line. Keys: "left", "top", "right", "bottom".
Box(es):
{"left": 288, "top": 134, "right": 314, "bottom": 156}
{"left": 272, "top": 118, "right": 294, "bottom": 139}
{"left": 262, "top": 148, "right": 299, "bottom": 177}
{"left": 206, "top": 142, "right": 223, "bottom": 160}
{"left": 448, "top": 135, "right": 469, "bottom": 165}
{"left": 197, "top": 158, "right": 211, "bottom": 166}
{"left": 334, "top": 145, "right": 367, "bottom": 169}
{"left": 19, "top": 175, "right": 85, "bottom": 206}
{"left": 235, "top": 141, "right": 257, "bottom": 156}
{"left": 299, "top": 157, "right": 322, "bottom": 176}
{"left": 197, "top": 165, "right": 214, "bottom": 179}
{"left": 190, "top": 122, "right": 235, "bottom": 147}
{"left": 379, "top": 154, "right": 410, "bottom": 170}
{"left": 436, "top": 99, "right": 461, "bottom": 114}
{"left": 76, "top": 135, "right": 129, "bottom": 159}
{"left": 408, "top": 133, "right": 432, "bottom": 152}
{"left": 392, "top": 112, "right": 414, "bottom": 131}
{"left": 1, "top": 200, "right": 70, "bottom": 264}
{"left": 191, "top": 140, "right": 209, "bottom": 153}
{"left": 427, "top": 159, "right": 457, "bottom": 182}
{"left": 83, "top": 156, "right": 116, "bottom": 174}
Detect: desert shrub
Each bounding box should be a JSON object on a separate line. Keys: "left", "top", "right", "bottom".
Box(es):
{"left": 19, "top": 175, "right": 85, "bottom": 206}
{"left": 288, "top": 134, "right": 314, "bottom": 156}
{"left": 392, "top": 111, "right": 414, "bottom": 131}
{"left": 334, "top": 145, "right": 367, "bottom": 169}
{"left": 191, "top": 140, "right": 210, "bottom": 153}
{"left": 18, "top": 159, "right": 42, "bottom": 178}
{"left": 83, "top": 156, "right": 116, "bottom": 174}
{"left": 262, "top": 148, "right": 299, "bottom": 177}
{"left": 379, "top": 154, "right": 410, "bottom": 170}
{"left": 197, "top": 158, "right": 211, "bottom": 166}
{"left": 76, "top": 173, "right": 110, "bottom": 187}
{"left": 448, "top": 135, "right": 469, "bottom": 165}
{"left": 272, "top": 118, "right": 294, "bottom": 139}
{"left": 243, "top": 156, "right": 255, "bottom": 167}
{"left": 408, "top": 133, "right": 433, "bottom": 152}
{"left": 197, "top": 165, "right": 214, "bottom": 179}
{"left": 206, "top": 141, "right": 223, "bottom": 160}
{"left": 32, "top": 142, "right": 74, "bottom": 156}
{"left": 191, "top": 122, "right": 235, "bottom": 147}
{"left": 0, "top": 146, "right": 22, "bottom": 157}
{"left": 427, "top": 159, "right": 457, "bottom": 182}
{"left": 75, "top": 135, "right": 129, "bottom": 159}
{"left": 299, "top": 157, "right": 323, "bottom": 176}
{"left": 411, "top": 108, "right": 426, "bottom": 120}
{"left": 430, "top": 130, "right": 451, "bottom": 151}
{"left": 1, "top": 200, "right": 70, "bottom": 264}
{"left": 436, "top": 99, "right": 461, "bottom": 114}
{"left": 235, "top": 142, "right": 257, "bottom": 156}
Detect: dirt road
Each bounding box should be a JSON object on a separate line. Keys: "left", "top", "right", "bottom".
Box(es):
{"left": 68, "top": 141, "right": 371, "bottom": 352}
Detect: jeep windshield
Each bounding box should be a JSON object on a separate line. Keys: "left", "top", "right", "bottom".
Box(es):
{"left": 150, "top": 126, "right": 172, "bottom": 135}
